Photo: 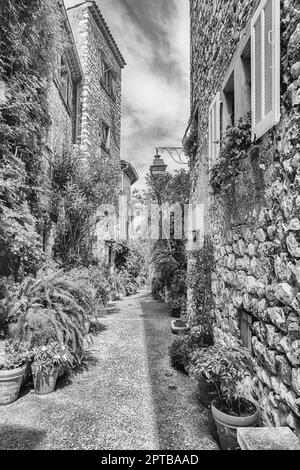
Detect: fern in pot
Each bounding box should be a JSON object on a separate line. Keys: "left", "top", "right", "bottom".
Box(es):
{"left": 32, "top": 342, "right": 74, "bottom": 395}
{"left": 190, "top": 345, "right": 259, "bottom": 450}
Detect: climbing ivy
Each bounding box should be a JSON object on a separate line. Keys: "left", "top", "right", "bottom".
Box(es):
{"left": 210, "top": 113, "right": 252, "bottom": 196}
{"left": 0, "top": 0, "right": 64, "bottom": 278}
{"left": 187, "top": 237, "right": 215, "bottom": 344}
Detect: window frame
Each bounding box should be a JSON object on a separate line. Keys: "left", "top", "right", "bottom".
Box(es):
{"left": 100, "top": 121, "right": 111, "bottom": 152}
{"left": 251, "top": 0, "right": 281, "bottom": 141}
{"left": 208, "top": 91, "right": 221, "bottom": 168}
{"left": 101, "top": 59, "right": 117, "bottom": 100}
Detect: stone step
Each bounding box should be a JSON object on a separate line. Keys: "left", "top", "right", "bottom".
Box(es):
{"left": 237, "top": 427, "right": 300, "bottom": 450}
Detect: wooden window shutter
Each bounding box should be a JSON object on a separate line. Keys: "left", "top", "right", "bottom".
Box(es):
{"left": 112, "top": 78, "right": 117, "bottom": 98}
{"left": 251, "top": 0, "right": 280, "bottom": 141}
{"left": 208, "top": 92, "right": 221, "bottom": 168}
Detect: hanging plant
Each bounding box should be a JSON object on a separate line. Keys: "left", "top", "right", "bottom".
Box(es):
{"left": 210, "top": 113, "right": 252, "bottom": 195}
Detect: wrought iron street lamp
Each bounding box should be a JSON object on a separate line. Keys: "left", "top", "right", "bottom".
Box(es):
{"left": 150, "top": 153, "right": 167, "bottom": 178}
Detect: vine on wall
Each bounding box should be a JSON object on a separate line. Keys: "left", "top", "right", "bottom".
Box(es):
{"left": 187, "top": 237, "right": 215, "bottom": 344}
{"left": 210, "top": 113, "right": 252, "bottom": 196}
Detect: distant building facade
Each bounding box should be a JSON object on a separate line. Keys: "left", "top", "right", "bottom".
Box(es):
{"left": 186, "top": 0, "right": 300, "bottom": 434}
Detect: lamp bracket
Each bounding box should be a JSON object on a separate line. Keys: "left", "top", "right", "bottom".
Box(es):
{"left": 155, "top": 147, "right": 189, "bottom": 165}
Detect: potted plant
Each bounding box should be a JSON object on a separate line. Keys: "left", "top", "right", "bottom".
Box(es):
{"left": 0, "top": 341, "right": 32, "bottom": 405}
{"left": 189, "top": 347, "right": 218, "bottom": 408}
{"left": 32, "top": 342, "right": 74, "bottom": 395}
{"left": 190, "top": 345, "right": 258, "bottom": 450}
{"left": 168, "top": 297, "right": 182, "bottom": 318}
{"left": 171, "top": 318, "right": 190, "bottom": 335}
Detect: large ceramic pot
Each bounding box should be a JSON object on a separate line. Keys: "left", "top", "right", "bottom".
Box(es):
{"left": 211, "top": 398, "right": 259, "bottom": 450}
{"left": 33, "top": 369, "right": 59, "bottom": 395}
{"left": 198, "top": 376, "right": 218, "bottom": 408}
{"left": 0, "top": 365, "right": 27, "bottom": 405}
{"left": 171, "top": 319, "right": 190, "bottom": 335}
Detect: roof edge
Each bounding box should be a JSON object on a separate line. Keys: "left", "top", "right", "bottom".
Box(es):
{"left": 66, "top": 0, "right": 126, "bottom": 68}
{"left": 59, "top": 0, "right": 83, "bottom": 80}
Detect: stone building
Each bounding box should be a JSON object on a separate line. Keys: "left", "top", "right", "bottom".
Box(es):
{"left": 65, "top": 1, "right": 127, "bottom": 264}
{"left": 185, "top": 0, "right": 300, "bottom": 433}
{"left": 66, "top": 0, "right": 126, "bottom": 164}
{"left": 47, "top": 2, "right": 83, "bottom": 155}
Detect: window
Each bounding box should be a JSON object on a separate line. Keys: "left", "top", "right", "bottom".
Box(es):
{"left": 101, "top": 60, "right": 116, "bottom": 98}
{"left": 57, "top": 55, "right": 74, "bottom": 110}
{"left": 100, "top": 121, "right": 111, "bottom": 151}
{"left": 251, "top": 0, "right": 280, "bottom": 141}
{"left": 209, "top": 92, "right": 221, "bottom": 167}
{"left": 223, "top": 72, "right": 235, "bottom": 132}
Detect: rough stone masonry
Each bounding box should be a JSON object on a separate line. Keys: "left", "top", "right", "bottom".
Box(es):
{"left": 188, "top": 0, "right": 300, "bottom": 435}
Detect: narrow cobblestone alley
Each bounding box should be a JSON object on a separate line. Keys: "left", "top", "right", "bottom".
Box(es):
{"left": 0, "top": 291, "right": 218, "bottom": 450}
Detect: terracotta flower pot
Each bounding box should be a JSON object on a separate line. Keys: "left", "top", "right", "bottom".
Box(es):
{"left": 0, "top": 365, "right": 27, "bottom": 405}
{"left": 211, "top": 398, "right": 259, "bottom": 450}
{"left": 33, "top": 369, "right": 59, "bottom": 395}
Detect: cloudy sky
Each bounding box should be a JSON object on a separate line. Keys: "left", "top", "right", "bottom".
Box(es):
{"left": 65, "top": 0, "right": 190, "bottom": 190}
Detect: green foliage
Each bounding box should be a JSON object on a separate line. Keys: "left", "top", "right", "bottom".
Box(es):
{"left": 0, "top": 148, "right": 43, "bottom": 279}
{"left": 169, "top": 325, "right": 214, "bottom": 373}
{"left": 145, "top": 168, "right": 190, "bottom": 311}
{"left": 31, "top": 342, "right": 74, "bottom": 376}
{"left": 52, "top": 149, "right": 120, "bottom": 267}
{"left": 144, "top": 169, "right": 190, "bottom": 205}
{"left": 187, "top": 237, "right": 215, "bottom": 343}
{"left": 189, "top": 346, "right": 255, "bottom": 412}
{"left": 210, "top": 113, "right": 251, "bottom": 195}
{"left": 113, "top": 241, "right": 148, "bottom": 296}
{"left": 4, "top": 265, "right": 91, "bottom": 362}
{"left": 0, "top": 0, "right": 62, "bottom": 278}
{"left": 169, "top": 334, "right": 191, "bottom": 372}
{"left": 87, "top": 265, "right": 111, "bottom": 307}
{"left": 0, "top": 339, "right": 33, "bottom": 370}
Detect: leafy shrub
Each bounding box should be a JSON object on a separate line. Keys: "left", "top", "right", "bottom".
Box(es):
{"left": 0, "top": 339, "right": 33, "bottom": 370}
{"left": 151, "top": 277, "right": 165, "bottom": 301}
{"left": 167, "top": 272, "right": 187, "bottom": 313}
{"left": 5, "top": 266, "right": 91, "bottom": 362}
{"left": 88, "top": 265, "right": 110, "bottom": 307}
{"left": 187, "top": 238, "right": 215, "bottom": 344}
{"left": 113, "top": 241, "right": 147, "bottom": 296}
{"left": 169, "top": 335, "right": 191, "bottom": 372}
{"left": 189, "top": 346, "right": 255, "bottom": 415}
{"left": 169, "top": 325, "right": 214, "bottom": 373}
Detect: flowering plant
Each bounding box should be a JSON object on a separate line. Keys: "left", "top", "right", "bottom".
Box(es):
{"left": 0, "top": 340, "right": 33, "bottom": 371}
{"left": 31, "top": 342, "right": 74, "bottom": 376}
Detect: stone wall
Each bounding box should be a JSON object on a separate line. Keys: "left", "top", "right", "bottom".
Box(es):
{"left": 189, "top": 0, "right": 300, "bottom": 434}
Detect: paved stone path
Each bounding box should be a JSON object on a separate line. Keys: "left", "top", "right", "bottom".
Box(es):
{"left": 0, "top": 291, "right": 219, "bottom": 450}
